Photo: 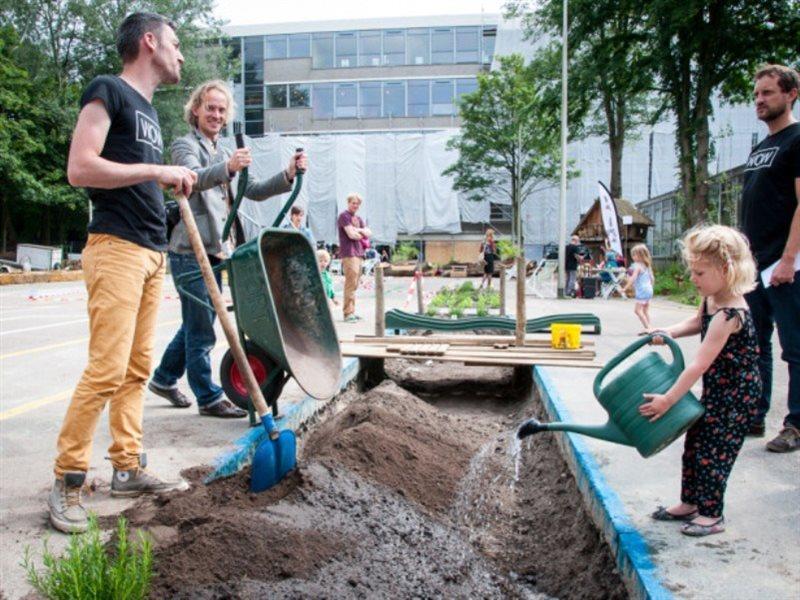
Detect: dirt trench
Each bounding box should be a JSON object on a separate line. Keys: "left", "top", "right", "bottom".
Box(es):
{"left": 120, "top": 361, "right": 628, "bottom": 599}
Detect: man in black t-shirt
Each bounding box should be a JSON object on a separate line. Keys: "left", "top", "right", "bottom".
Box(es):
{"left": 741, "top": 64, "right": 800, "bottom": 453}
{"left": 565, "top": 235, "right": 582, "bottom": 297}
{"left": 48, "top": 13, "right": 198, "bottom": 534}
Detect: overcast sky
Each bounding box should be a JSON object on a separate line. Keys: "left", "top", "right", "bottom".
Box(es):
{"left": 213, "top": 0, "right": 507, "bottom": 27}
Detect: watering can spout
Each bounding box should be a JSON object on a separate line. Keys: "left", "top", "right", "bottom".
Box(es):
{"left": 517, "top": 418, "right": 547, "bottom": 439}
{"left": 517, "top": 417, "right": 632, "bottom": 446}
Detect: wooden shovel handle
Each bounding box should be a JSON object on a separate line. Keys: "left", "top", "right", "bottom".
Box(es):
{"left": 175, "top": 194, "right": 270, "bottom": 418}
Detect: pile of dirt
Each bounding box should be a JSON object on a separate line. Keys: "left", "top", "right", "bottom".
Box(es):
{"left": 120, "top": 366, "right": 627, "bottom": 599}
{"left": 303, "top": 380, "right": 485, "bottom": 514}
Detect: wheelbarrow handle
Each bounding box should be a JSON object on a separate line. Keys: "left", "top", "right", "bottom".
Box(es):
{"left": 220, "top": 126, "right": 249, "bottom": 244}
{"left": 271, "top": 147, "right": 305, "bottom": 228}
{"left": 592, "top": 333, "right": 684, "bottom": 400}
{"left": 175, "top": 193, "right": 274, "bottom": 427}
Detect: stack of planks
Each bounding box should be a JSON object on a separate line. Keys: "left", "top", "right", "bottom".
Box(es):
{"left": 341, "top": 334, "right": 602, "bottom": 369}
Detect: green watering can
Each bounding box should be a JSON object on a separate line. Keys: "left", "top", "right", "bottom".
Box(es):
{"left": 518, "top": 334, "right": 705, "bottom": 457}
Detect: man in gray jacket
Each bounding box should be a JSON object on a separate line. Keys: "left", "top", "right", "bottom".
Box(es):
{"left": 148, "top": 80, "right": 307, "bottom": 417}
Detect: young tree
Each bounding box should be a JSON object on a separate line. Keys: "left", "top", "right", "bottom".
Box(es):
{"left": 445, "top": 54, "right": 568, "bottom": 249}
{"left": 642, "top": 0, "right": 799, "bottom": 225}
{"left": 507, "top": 0, "right": 660, "bottom": 200}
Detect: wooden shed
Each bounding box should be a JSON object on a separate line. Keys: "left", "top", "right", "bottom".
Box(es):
{"left": 572, "top": 198, "right": 653, "bottom": 264}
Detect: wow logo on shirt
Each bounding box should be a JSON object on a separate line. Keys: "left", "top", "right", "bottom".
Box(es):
{"left": 744, "top": 146, "right": 778, "bottom": 171}
{"left": 136, "top": 110, "right": 163, "bottom": 154}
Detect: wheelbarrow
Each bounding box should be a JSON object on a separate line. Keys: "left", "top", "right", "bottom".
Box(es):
{"left": 174, "top": 134, "right": 341, "bottom": 426}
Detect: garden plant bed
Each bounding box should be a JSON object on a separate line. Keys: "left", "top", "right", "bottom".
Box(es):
{"left": 120, "top": 362, "right": 627, "bottom": 599}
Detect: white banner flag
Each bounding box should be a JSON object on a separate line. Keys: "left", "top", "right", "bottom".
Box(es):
{"left": 597, "top": 182, "right": 622, "bottom": 257}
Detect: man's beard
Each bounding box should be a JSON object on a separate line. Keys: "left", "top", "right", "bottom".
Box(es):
{"left": 154, "top": 53, "right": 180, "bottom": 85}
{"left": 758, "top": 103, "right": 789, "bottom": 123}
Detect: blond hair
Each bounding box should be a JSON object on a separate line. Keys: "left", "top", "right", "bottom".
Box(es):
{"left": 346, "top": 193, "right": 363, "bottom": 205}
{"left": 316, "top": 248, "right": 331, "bottom": 264}
{"left": 630, "top": 243, "right": 653, "bottom": 272}
{"left": 680, "top": 225, "right": 757, "bottom": 296}
{"left": 183, "top": 80, "right": 236, "bottom": 128}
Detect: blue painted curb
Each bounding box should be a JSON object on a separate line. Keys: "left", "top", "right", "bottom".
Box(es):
{"left": 533, "top": 366, "right": 672, "bottom": 600}
{"left": 205, "top": 356, "right": 360, "bottom": 483}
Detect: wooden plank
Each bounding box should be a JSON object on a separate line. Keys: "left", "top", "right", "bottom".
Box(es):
{"left": 340, "top": 344, "right": 602, "bottom": 368}
{"left": 344, "top": 343, "right": 594, "bottom": 360}
{"left": 341, "top": 344, "right": 597, "bottom": 366}
{"left": 351, "top": 334, "right": 595, "bottom": 347}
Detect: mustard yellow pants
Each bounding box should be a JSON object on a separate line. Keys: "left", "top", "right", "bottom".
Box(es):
{"left": 54, "top": 234, "right": 165, "bottom": 476}
{"left": 342, "top": 256, "right": 362, "bottom": 318}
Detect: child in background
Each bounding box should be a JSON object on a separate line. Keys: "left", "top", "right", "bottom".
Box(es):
{"left": 624, "top": 244, "right": 655, "bottom": 329}
{"left": 640, "top": 225, "right": 761, "bottom": 537}
{"left": 317, "top": 249, "right": 339, "bottom": 310}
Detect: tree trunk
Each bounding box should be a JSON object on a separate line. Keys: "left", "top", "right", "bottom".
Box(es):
{"left": 603, "top": 93, "right": 626, "bottom": 199}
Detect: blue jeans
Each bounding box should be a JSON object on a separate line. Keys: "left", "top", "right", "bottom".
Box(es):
{"left": 745, "top": 276, "right": 800, "bottom": 429}
{"left": 152, "top": 252, "right": 223, "bottom": 407}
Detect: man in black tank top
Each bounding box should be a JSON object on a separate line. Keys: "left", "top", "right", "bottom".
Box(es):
{"left": 741, "top": 64, "right": 800, "bottom": 453}
{"left": 48, "top": 13, "right": 198, "bottom": 534}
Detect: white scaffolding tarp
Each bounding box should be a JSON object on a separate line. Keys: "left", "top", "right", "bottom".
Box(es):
{"left": 220, "top": 130, "right": 465, "bottom": 244}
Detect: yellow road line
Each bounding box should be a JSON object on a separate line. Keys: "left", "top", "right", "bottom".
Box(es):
{"left": 0, "top": 319, "right": 182, "bottom": 360}
{"left": 0, "top": 389, "right": 73, "bottom": 421}
{"left": 0, "top": 326, "right": 230, "bottom": 421}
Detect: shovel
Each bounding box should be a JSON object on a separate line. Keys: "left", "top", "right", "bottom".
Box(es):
{"left": 175, "top": 192, "right": 296, "bottom": 492}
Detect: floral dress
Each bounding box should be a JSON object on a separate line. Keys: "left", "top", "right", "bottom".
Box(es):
{"left": 680, "top": 301, "right": 762, "bottom": 518}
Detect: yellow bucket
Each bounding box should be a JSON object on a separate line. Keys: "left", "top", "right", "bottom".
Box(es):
{"left": 551, "top": 323, "right": 582, "bottom": 349}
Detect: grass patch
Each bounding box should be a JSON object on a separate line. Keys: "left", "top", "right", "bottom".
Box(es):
{"left": 24, "top": 515, "right": 152, "bottom": 600}
{"left": 391, "top": 242, "right": 419, "bottom": 263}
{"left": 654, "top": 262, "right": 700, "bottom": 306}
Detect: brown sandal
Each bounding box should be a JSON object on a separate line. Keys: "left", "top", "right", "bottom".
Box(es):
{"left": 681, "top": 517, "right": 725, "bottom": 537}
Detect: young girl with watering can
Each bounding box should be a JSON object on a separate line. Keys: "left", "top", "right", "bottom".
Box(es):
{"left": 640, "top": 225, "right": 761, "bottom": 537}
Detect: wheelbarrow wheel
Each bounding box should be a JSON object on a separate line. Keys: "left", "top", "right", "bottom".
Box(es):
{"left": 220, "top": 341, "right": 285, "bottom": 411}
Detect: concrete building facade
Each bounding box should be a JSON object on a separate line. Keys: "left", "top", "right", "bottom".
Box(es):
{"left": 223, "top": 15, "right": 498, "bottom": 135}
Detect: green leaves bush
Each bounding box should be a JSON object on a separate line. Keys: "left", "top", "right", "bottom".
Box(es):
{"left": 653, "top": 262, "right": 700, "bottom": 306}
{"left": 391, "top": 242, "right": 419, "bottom": 263}
{"left": 24, "top": 516, "right": 152, "bottom": 600}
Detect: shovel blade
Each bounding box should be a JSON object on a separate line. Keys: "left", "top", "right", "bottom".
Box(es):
{"left": 250, "top": 430, "right": 297, "bottom": 493}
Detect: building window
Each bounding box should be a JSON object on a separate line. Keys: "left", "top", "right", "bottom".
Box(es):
{"left": 266, "top": 84, "right": 288, "bottom": 108}
{"left": 312, "top": 83, "right": 334, "bottom": 118}
{"left": 288, "top": 34, "right": 310, "bottom": 58}
{"left": 244, "top": 84, "right": 264, "bottom": 107}
{"left": 456, "top": 78, "right": 478, "bottom": 102}
{"left": 312, "top": 33, "right": 334, "bottom": 69}
{"left": 266, "top": 35, "right": 287, "bottom": 60}
{"left": 490, "top": 202, "right": 513, "bottom": 221}
{"left": 359, "top": 82, "right": 381, "bottom": 118}
{"left": 382, "top": 30, "right": 405, "bottom": 66}
{"left": 407, "top": 28, "right": 429, "bottom": 65}
{"left": 243, "top": 36, "right": 264, "bottom": 81}
{"left": 224, "top": 38, "right": 241, "bottom": 84}
{"left": 431, "top": 79, "right": 454, "bottom": 115}
{"left": 431, "top": 28, "right": 454, "bottom": 64}
{"left": 245, "top": 120, "right": 263, "bottom": 135}
{"left": 245, "top": 108, "right": 263, "bottom": 122}
{"left": 407, "top": 79, "right": 429, "bottom": 117}
{"left": 482, "top": 27, "right": 496, "bottom": 64}
{"left": 359, "top": 30, "right": 381, "bottom": 67}
{"left": 335, "top": 32, "right": 357, "bottom": 68}
{"left": 455, "top": 27, "right": 479, "bottom": 63}
{"left": 383, "top": 81, "right": 405, "bottom": 117}
{"left": 289, "top": 84, "right": 310, "bottom": 107}
{"left": 335, "top": 83, "right": 357, "bottom": 118}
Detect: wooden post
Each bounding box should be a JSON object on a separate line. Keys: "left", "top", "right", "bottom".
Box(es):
{"left": 416, "top": 270, "right": 424, "bottom": 314}
{"left": 375, "top": 263, "right": 385, "bottom": 337}
{"left": 499, "top": 265, "right": 506, "bottom": 316}
{"left": 515, "top": 256, "right": 525, "bottom": 346}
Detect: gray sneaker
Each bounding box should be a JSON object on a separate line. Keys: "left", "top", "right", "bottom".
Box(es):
{"left": 110, "top": 453, "right": 189, "bottom": 498}
{"left": 766, "top": 425, "right": 800, "bottom": 453}
{"left": 48, "top": 472, "right": 88, "bottom": 533}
